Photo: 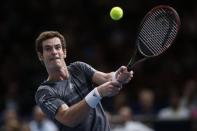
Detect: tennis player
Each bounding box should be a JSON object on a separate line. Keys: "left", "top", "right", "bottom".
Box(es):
{"left": 35, "top": 31, "right": 134, "bottom": 131}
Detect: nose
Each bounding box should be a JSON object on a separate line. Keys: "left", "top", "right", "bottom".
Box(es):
{"left": 51, "top": 47, "right": 58, "bottom": 55}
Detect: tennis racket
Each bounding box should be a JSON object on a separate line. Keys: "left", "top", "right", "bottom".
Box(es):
{"left": 127, "top": 5, "right": 181, "bottom": 71}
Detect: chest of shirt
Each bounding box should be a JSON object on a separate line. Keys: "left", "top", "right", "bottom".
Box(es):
{"left": 52, "top": 77, "right": 93, "bottom": 106}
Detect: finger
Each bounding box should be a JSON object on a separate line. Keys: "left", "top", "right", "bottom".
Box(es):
{"left": 130, "top": 70, "right": 134, "bottom": 75}
{"left": 125, "top": 78, "right": 131, "bottom": 83}
{"left": 117, "top": 66, "right": 127, "bottom": 73}
{"left": 110, "top": 81, "right": 121, "bottom": 86}
{"left": 129, "top": 73, "right": 133, "bottom": 78}
{"left": 113, "top": 84, "right": 122, "bottom": 89}
{"left": 108, "top": 82, "right": 121, "bottom": 89}
{"left": 121, "top": 67, "right": 128, "bottom": 73}
{"left": 120, "top": 76, "right": 132, "bottom": 84}
{"left": 111, "top": 87, "right": 120, "bottom": 94}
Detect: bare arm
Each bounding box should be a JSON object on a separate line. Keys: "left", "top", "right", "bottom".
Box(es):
{"left": 55, "top": 100, "right": 91, "bottom": 127}
{"left": 92, "top": 71, "right": 114, "bottom": 85}
{"left": 92, "top": 66, "right": 134, "bottom": 85}
{"left": 54, "top": 66, "right": 133, "bottom": 127}
{"left": 54, "top": 81, "right": 121, "bottom": 127}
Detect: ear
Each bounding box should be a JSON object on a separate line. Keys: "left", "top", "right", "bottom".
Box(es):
{"left": 37, "top": 52, "right": 43, "bottom": 61}
{"left": 63, "top": 49, "right": 67, "bottom": 58}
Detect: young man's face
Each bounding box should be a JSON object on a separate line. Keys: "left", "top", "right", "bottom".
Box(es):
{"left": 39, "top": 37, "right": 66, "bottom": 69}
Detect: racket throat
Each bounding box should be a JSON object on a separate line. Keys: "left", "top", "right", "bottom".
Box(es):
{"left": 127, "top": 49, "right": 146, "bottom": 71}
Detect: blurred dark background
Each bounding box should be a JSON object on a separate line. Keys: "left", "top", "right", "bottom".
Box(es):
{"left": 0, "top": 0, "right": 197, "bottom": 131}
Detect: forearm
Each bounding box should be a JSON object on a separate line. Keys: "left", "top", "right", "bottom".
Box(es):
{"left": 55, "top": 100, "right": 91, "bottom": 127}
{"left": 92, "top": 71, "right": 114, "bottom": 85}
{"left": 55, "top": 87, "right": 102, "bottom": 127}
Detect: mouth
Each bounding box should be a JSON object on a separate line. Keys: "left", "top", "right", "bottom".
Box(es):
{"left": 49, "top": 57, "right": 60, "bottom": 61}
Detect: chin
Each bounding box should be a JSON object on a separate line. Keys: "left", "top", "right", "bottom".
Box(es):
{"left": 48, "top": 62, "right": 61, "bottom": 68}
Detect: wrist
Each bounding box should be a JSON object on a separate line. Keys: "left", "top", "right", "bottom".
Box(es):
{"left": 85, "top": 88, "right": 102, "bottom": 108}
{"left": 112, "top": 72, "right": 123, "bottom": 85}
{"left": 112, "top": 72, "right": 117, "bottom": 81}
{"left": 97, "top": 87, "right": 104, "bottom": 98}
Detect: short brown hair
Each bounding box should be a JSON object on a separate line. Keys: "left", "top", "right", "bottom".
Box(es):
{"left": 35, "top": 31, "right": 66, "bottom": 54}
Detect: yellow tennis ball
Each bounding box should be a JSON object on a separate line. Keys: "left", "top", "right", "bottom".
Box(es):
{"left": 110, "top": 7, "right": 123, "bottom": 21}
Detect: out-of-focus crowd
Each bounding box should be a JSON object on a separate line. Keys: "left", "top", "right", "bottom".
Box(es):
{"left": 0, "top": 106, "right": 59, "bottom": 131}
{"left": 0, "top": 0, "right": 197, "bottom": 131}
{"left": 0, "top": 79, "right": 196, "bottom": 131}
{"left": 108, "top": 78, "right": 197, "bottom": 131}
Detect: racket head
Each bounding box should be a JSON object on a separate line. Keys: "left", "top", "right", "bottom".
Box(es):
{"left": 137, "top": 5, "right": 181, "bottom": 57}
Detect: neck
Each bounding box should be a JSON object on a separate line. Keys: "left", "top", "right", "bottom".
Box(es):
{"left": 47, "top": 66, "right": 69, "bottom": 81}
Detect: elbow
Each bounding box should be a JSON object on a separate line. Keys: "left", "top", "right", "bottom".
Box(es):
{"left": 61, "top": 119, "right": 80, "bottom": 128}
{"left": 57, "top": 114, "right": 81, "bottom": 128}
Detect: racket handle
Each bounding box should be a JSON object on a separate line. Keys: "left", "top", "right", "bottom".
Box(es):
{"left": 127, "top": 58, "right": 135, "bottom": 71}
{"left": 127, "top": 48, "right": 137, "bottom": 71}
{"left": 127, "top": 57, "right": 147, "bottom": 71}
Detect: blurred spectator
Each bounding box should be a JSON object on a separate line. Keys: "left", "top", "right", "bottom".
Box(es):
{"left": 2, "top": 119, "right": 20, "bottom": 131}
{"left": 180, "top": 78, "right": 197, "bottom": 119}
{"left": 0, "top": 1, "right": 197, "bottom": 131}
{"left": 113, "top": 92, "right": 129, "bottom": 112}
{"left": 29, "top": 105, "right": 59, "bottom": 131}
{"left": 110, "top": 106, "right": 154, "bottom": 131}
{"left": 21, "top": 121, "right": 31, "bottom": 131}
{"left": 4, "top": 80, "right": 20, "bottom": 111}
{"left": 133, "top": 88, "right": 156, "bottom": 121}
{"left": 158, "top": 88, "right": 190, "bottom": 120}
{"left": 0, "top": 108, "right": 20, "bottom": 131}
{"left": 180, "top": 78, "right": 197, "bottom": 131}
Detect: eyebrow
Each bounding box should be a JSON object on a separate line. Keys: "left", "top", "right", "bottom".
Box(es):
{"left": 43, "top": 43, "right": 61, "bottom": 48}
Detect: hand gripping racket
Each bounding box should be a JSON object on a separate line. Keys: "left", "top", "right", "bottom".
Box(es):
{"left": 127, "top": 5, "right": 181, "bottom": 71}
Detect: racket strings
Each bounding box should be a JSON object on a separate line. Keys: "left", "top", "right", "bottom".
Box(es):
{"left": 139, "top": 13, "right": 167, "bottom": 54}
{"left": 145, "top": 13, "right": 176, "bottom": 53}
{"left": 140, "top": 17, "right": 167, "bottom": 54}
{"left": 141, "top": 11, "right": 175, "bottom": 53}
{"left": 158, "top": 9, "right": 178, "bottom": 45}
{"left": 139, "top": 8, "right": 178, "bottom": 56}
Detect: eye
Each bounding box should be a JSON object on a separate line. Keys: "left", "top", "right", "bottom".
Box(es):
{"left": 55, "top": 45, "right": 62, "bottom": 50}
{"left": 45, "top": 47, "right": 51, "bottom": 51}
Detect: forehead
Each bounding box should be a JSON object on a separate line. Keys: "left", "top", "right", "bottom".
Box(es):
{"left": 42, "top": 37, "right": 61, "bottom": 47}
